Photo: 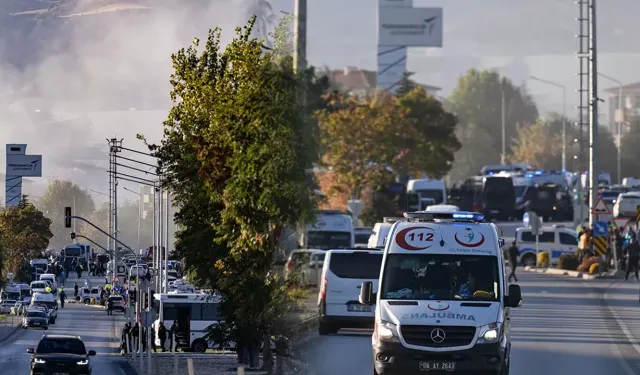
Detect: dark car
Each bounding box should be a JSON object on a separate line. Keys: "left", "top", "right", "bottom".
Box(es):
{"left": 107, "top": 295, "right": 126, "bottom": 313}
{"left": 27, "top": 335, "right": 96, "bottom": 375}
{"left": 22, "top": 310, "right": 49, "bottom": 330}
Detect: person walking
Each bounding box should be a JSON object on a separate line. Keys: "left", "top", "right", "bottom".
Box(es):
{"left": 107, "top": 297, "right": 114, "bottom": 316}
{"left": 131, "top": 323, "right": 140, "bottom": 352}
{"left": 59, "top": 288, "right": 66, "bottom": 308}
{"left": 169, "top": 320, "right": 178, "bottom": 352}
{"left": 625, "top": 234, "right": 640, "bottom": 281}
{"left": 120, "top": 323, "right": 131, "bottom": 354}
{"left": 74, "top": 283, "right": 79, "bottom": 300}
{"left": 60, "top": 271, "right": 67, "bottom": 287}
{"left": 158, "top": 321, "right": 167, "bottom": 352}
{"left": 507, "top": 240, "right": 519, "bottom": 282}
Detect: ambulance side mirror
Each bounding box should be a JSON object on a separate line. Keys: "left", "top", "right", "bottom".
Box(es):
{"left": 359, "top": 281, "right": 376, "bottom": 305}
{"left": 507, "top": 284, "right": 522, "bottom": 308}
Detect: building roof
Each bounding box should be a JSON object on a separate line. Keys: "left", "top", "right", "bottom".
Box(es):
{"left": 604, "top": 81, "right": 640, "bottom": 94}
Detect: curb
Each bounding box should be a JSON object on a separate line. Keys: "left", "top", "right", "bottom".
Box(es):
{"left": 524, "top": 266, "right": 621, "bottom": 280}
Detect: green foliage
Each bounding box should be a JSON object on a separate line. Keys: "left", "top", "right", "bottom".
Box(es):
{"left": 557, "top": 253, "right": 579, "bottom": 271}
{"left": 145, "top": 16, "right": 314, "bottom": 354}
{"left": 360, "top": 190, "right": 398, "bottom": 227}
{"left": 38, "top": 179, "right": 95, "bottom": 249}
{"left": 448, "top": 69, "right": 538, "bottom": 180}
{"left": 395, "top": 72, "right": 419, "bottom": 97}
{"left": 0, "top": 200, "right": 53, "bottom": 276}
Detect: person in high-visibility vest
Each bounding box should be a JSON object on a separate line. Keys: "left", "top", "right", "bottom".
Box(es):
{"left": 45, "top": 286, "right": 52, "bottom": 293}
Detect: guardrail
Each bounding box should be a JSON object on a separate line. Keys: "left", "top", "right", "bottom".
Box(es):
{"left": 0, "top": 313, "right": 21, "bottom": 344}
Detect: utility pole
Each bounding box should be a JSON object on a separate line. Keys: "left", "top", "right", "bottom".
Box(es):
{"left": 501, "top": 89, "right": 506, "bottom": 165}
{"left": 293, "top": 0, "right": 307, "bottom": 74}
{"left": 588, "top": 0, "right": 598, "bottom": 228}
{"left": 108, "top": 138, "right": 123, "bottom": 279}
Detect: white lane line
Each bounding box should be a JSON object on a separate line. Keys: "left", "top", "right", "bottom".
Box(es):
{"left": 597, "top": 280, "right": 640, "bottom": 375}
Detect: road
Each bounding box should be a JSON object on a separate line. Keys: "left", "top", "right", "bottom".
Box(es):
{"left": 298, "top": 272, "right": 640, "bottom": 375}
{"left": 0, "top": 277, "right": 134, "bottom": 375}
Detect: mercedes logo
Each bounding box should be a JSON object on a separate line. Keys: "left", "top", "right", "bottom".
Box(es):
{"left": 430, "top": 328, "right": 446, "bottom": 343}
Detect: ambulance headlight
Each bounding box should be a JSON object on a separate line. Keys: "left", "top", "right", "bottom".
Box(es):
{"left": 375, "top": 320, "right": 399, "bottom": 342}
{"left": 477, "top": 322, "right": 503, "bottom": 344}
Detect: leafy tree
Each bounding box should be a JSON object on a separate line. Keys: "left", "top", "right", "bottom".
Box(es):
{"left": 395, "top": 72, "right": 419, "bottom": 97}
{"left": 448, "top": 68, "right": 539, "bottom": 180}
{"left": 0, "top": 198, "right": 53, "bottom": 276}
{"left": 509, "top": 120, "right": 562, "bottom": 169}
{"left": 38, "top": 179, "right": 95, "bottom": 249}
{"left": 145, "top": 17, "right": 314, "bottom": 371}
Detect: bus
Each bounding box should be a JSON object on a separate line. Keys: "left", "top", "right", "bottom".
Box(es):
{"left": 152, "top": 293, "right": 223, "bottom": 352}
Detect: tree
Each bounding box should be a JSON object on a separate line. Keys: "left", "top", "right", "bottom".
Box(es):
{"left": 0, "top": 198, "right": 53, "bottom": 277}
{"left": 145, "top": 17, "right": 314, "bottom": 372}
{"left": 447, "top": 69, "right": 539, "bottom": 180}
{"left": 509, "top": 120, "right": 562, "bottom": 169}
{"left": 38, "top": 179, "right": 95, "bottom": 249}
{"left": 395, "top": 72, "right": 419, "bottom": 97}
{"left": 620, "top": 118, "right": 640, "bottom": 180}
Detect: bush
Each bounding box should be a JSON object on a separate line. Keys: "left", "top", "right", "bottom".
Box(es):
{"left": 557, "top": 254, "right": 580, "bottom": 271}
{"left": 589, "top": 263, "right": 600, "bottom": 275}
{"left": 537, "top": 252, "right": 549, "bottom": 267}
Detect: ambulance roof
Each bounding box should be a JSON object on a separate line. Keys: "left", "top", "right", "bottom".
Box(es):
{"left": 387, "top": 211, "right": 500, "bottom": 256}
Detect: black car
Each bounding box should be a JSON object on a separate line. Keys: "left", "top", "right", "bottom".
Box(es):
{"left": 27, "top": 335, "right": 96, "bottom": 375}
{"left": 22, "top": 310, "right": 49, "bottom": 330}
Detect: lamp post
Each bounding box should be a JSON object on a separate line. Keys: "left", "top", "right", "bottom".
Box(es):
{"left": 529, "top": 75, "right": 567, "bottom": 171}
{"left": 598, "top": 72, "right": 624, "bottom": 183}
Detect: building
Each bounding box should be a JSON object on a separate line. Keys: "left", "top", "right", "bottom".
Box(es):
{"left": 330, "top": 66, "right": 441, "bottom": 97}
{"left": 604, "top": 81, "right": 640, "bottom": 145}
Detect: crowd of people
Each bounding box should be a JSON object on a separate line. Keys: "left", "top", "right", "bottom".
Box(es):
{"left": 120, "top": 320, "right": 180, "bottom": 353}
{"left": 576, "top": 222, "right": 640, "bottom": 280}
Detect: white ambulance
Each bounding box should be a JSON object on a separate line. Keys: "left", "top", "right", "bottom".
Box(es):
{"left": 359, "top": 211, "right": 522, "bottom": 375}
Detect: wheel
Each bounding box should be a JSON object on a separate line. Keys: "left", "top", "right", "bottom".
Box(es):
{"left": 498, "top": 359, "right": 510, "bottom": 375}
{"left": 521, "top": 253, "right": 536, "bottom": 267}
{"left": 44, "top": 327, "right": 48, "bottom": 330}
{"left": 318, "top": 321, "right": 331, "bottom": 336}
{"left": 23, "top": 326, "right": 27, "bottom": 329}
{"left": 191, "top": 339, "right": 207, "bottom": 353}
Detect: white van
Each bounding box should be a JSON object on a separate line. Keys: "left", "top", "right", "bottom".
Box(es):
{"left": 515, "top": 225, "right": 578, "bottom": 266}
{"left": 38, "top": 274, "right": 58, "bottom": 293}
{"left": 29, "top": 281, "right": 49, "bottom": 295}
{"left": 407, "top": 179, "right": 447, "bottom": 211}
{"left": 613, "top": 192, "right": 640, "bottom": 218}
{"left": 318, "top": 249, "right": 384, "bottom": 335}
{"left": 368, "top": 218, "right": 402, "bottom": 249}
{"left": 358, "top": 211, "right": 522, "bottom": 375}
{"left": 298, "top": 210, "right": 355, "bottom": 249}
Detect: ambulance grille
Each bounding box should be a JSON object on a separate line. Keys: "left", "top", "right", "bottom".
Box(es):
{"left": 400, "top": 325, "right": 476, "bottom": 347}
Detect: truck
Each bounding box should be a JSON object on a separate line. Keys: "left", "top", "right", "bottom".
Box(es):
{"left": 297, "top": 210, "right": 355, "bottom": 250}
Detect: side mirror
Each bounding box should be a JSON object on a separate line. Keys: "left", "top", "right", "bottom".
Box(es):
{"left": 26, "top": 348, "right": 35, "bottom": 354}
{"left": 359, "top": 281, "right": 376, "bottom": 305}
{"left": 507, "top": 284, "right": 522, "bottom": 308}
{"left": 88, "top": 350, "right": 96, "bottom": 356}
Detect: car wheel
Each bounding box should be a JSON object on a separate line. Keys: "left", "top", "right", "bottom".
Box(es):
{"left": 44, "top": 327, "right": 48, "bottom": 330}
{"left": 191, "top": 339, "right": 207, "bottom": 353}
{"left": 318, "top": 321, "right": 331, "bottom": 336}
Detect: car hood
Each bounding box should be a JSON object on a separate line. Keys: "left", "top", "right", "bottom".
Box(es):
{"left": 380, "top": 300, "right": 501, "bottom": 327}
{"left": 34, "top": 353, "right": 87, "bottom": 361}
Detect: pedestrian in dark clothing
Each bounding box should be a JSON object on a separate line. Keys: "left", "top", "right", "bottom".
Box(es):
{"left": 158, "top": 322, "right": 167, "bottom": 352}
{"left": 626, "top": 237, "right": 640, "bottom": 281}
{"left": 150, "top": 325, "right": 157, "bottom": 353}
{"left": 132, "top": 323, "right": 140, "bottom": 351}
{"left": 121, "top": 323, "right": 131, "bottom": 353}
{"left": 142, "top": 328, "right": 147, "bottom": 352}
{"left": 507, "top": 241, "right": 519, "bottom": 282}
{"left": 107, "top": 297, "right": 114, "bottom": 316}
{"left": 74, "top": 283, "right": 79, "bottom": 299}
{"left": 169, "top": 321, "right": 178, "bottom": 352}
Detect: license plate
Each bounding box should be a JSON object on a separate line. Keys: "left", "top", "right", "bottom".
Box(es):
{"left": 419, "top": 362, "right": 456, "bottom": 371}
{"left": 490, "top": 210, "right": 499, "bottom": 214}
{"left": 33, "top": 322, "right": 39, "bottom": 325}
{"left": 347, "top": 304, "right": 371, "bottom": 312}
{"left": 53, "top": 373, "right": 69, "bottom": 375}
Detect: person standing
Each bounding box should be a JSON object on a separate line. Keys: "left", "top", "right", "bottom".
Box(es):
{"left": 158, "top": 322, "right": 167, "bottom": 352}
{"left": 169, "top": 320, "right": 178, "bottom": 352}
{"left": 625, "top": 234, "right": 640, "bottom": 281}
{"left": 59, "top": 288, "right": 66, "bottom": 308}
{"left": 107, "top": 297, "right": 114, "bottom": 316}
{"left": 131, "top": 323, "right": 140, "bottom": 352}
{"left": 507, "top": 240, "right": 519, "bottom": 282}
{"left": 120, "top": 323, "right": 131, "bottom": 354}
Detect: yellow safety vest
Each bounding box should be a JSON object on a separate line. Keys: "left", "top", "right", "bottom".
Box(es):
{"left": 45, "top": 287, "right": 51, "bottom": 293}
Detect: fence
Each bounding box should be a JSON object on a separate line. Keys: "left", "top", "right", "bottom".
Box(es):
{"left": 0, "top": 313, "right": 21, "bottom": 343}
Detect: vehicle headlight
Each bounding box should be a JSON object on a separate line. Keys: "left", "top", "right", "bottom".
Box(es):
{"left": 77, "top": 360, "right": 89, "bottom": 365}
{"left": 34, "top": 358, "right": 46, "bottom": 364}
{"left": 375, "top": 320, "right": 399, "bottom": 342}
{"left": 477, "top": 322, "right": 503, "bottom": 344}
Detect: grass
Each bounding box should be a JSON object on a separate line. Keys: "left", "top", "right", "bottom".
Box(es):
{"left": 286, "top": 287, "right": 311, "bottom": 302}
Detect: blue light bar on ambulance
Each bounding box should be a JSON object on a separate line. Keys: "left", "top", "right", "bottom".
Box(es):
{"left": 404, "top": 211, "right": 485, "bottom": 222}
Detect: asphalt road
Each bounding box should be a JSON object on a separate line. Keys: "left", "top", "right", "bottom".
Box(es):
{"left": 0, "top": 277, "right": 134, "bottom": 375}
{"left": 298, "top": 272, "right": 640, "bottom": 375}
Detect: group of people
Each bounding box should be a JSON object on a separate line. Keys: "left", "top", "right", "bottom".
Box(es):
{"left": 120, "top": 320, "right": 179, "bottom": 353}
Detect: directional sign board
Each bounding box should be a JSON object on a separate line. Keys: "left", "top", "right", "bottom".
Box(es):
{"left": 523, "top": 212, "right": 530, "bottom": 227}
{"left": 591, "top": 197, "right": 611, "bottom": 215}
{"left": 613, "top": 218, "right": 630, "bottom": 230}
{"left": 141, "top": 309, "right": 157, "bottom": 327}
{"left": 593, "top": 236, "right": 608, "bottom": 256}
{"left": 593, "top": 221, "right": 609, "bottom": 237}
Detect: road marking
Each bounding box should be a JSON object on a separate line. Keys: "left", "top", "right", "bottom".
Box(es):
{"left": 598, "top": 280, "right": 640, "bottom": 375}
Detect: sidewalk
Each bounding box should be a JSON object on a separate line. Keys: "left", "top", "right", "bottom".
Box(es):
{"left": 0, "top": 314, "right": 21, "bottom": 344}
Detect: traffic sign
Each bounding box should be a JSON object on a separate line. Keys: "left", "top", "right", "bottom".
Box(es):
{"left": 141, "top": 309, "right": 157, "bottom": 327}
{"left": 593, "top": 221, "right": 609, "bottom": 236}
{"left": 523, "top": 212, "right": 530, "bottom": 227}
{"left": 613, "top": 218, "right": 630, "bottom": 229}
{"left": 591, "top": 197, "right": 611, "bottom": 215}
{"left": 593, "top": 236, "right": 608, "bottom": 256}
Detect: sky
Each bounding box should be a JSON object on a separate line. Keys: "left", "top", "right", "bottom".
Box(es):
{"left": 3, "top": 0, "right": 640, "bottom": 202}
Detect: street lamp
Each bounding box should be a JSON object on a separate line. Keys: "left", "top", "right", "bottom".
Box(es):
{"left": 529, "top": 75, "right": 567, "bottom": 171}
{"left": 122, "top": 186, "right": 142, "bottom": 250}
{"left": 598, "top": 72, "right": 624, "bottom": 183}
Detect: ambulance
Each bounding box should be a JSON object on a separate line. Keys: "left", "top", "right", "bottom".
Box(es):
{"left": 359, "top": 211, "right": 522, "bottom": 375}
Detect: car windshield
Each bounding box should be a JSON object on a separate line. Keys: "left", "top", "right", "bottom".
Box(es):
{"left": 27, "top": 311, "right": 46, "bottom": 318}
{"left": 31, "top": 283, "right": 45, "bottom": 289}
{"left": 355, "top": 233, "right": 370, "bottom": 244}
{"left": 380, "top": 254, "right": 500, "bottom": 301}
{"left": 307, "top": 231, "right": 351, "bottom": 249}
{"left": 36, "top": 338, "right": 87, "bottom": 355}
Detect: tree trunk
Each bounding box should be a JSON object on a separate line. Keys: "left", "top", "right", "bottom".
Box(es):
{"left": 236, "top": 343, "right": 245, "bottom": 364}
{"left": 261, "top": 333, "right": 274, "bottom": 375}
{"left": 249, "top": 340, "right": 260, "bottom": 368}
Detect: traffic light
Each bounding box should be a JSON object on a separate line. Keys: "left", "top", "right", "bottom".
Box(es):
{"left": 70, "top": 232, "right": 76, "bottom": 240}
{"left": 64, "top": 207, "right": 72, "bottom": 228}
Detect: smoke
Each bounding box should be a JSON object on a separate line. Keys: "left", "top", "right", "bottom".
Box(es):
{"left": 0, "top": 0, "right": 270, "bottom": 194}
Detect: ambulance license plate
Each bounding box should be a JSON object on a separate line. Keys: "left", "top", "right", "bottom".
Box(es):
{"left": 419, "top": 361, "right": 456, "bottom": 371}
{"left": 347, "top": 304, "right": 371, "bottom": 312}
{"left": 53, "top": 373, "right": 69, "bottom": 375}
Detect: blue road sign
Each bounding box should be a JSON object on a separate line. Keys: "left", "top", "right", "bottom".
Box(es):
{"left": 523, "top": 212, "right": 530, "bottom": 227}
{"left": 593, "top": 221, "right": 609, "bottom": 236}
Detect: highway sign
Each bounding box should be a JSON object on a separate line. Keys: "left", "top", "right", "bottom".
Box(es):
{"left": 593, "top": 236, "right": 608, "bottom": 256}
{"left": 593, "top": 221, "right": 609, "bottom": 236}
{"left": 141, "top": 310, "right": 157, "bottom": 327}
{"left": 591, "top": 197, "right": 611, "bottom": 215}
{"left": 613, "top": 218, "right": 630, "bottom": 229}
{"left": 523, "top": 212, "right": 530, "bottom": 227}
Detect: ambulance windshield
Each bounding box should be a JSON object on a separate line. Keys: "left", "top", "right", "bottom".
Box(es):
{"left": 380, "top": 254, "right": 500, "bottom": 301}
